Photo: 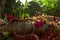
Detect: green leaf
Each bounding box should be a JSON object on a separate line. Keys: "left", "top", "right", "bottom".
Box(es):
{"left": 3, "top": 31, "right": 9, "bottom": 37}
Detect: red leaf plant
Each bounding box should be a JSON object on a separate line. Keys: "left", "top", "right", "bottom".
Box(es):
{"left": 34, "top": 19, "right": 45, "bottom": 28}
{"left": 48, "top": 32, "right": 57, "bottom": 40}
{"left": 5, "top": 13, "right": 20, "bottom": 22}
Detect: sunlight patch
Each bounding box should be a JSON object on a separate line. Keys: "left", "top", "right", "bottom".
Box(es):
{"left": 16, "top": 0, "right": 32, "bottom": 4}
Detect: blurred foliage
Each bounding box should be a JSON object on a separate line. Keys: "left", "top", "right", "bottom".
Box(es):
{"left": 1, "top": 0, "right": 60, "bottom": 19}
{"left": 2, "top": 31, "right": 9, "bottom": 37}
{"left": 12, "top": 0, "right": 21, "bottom": 17}
{"left": 2, "top": 0, "right": 16, "bottom": 18}
{"left": 25, "top": 1, "right": 41, "bottom": 16}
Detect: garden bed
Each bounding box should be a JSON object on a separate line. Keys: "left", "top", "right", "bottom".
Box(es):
{"left": 0, "top": 15, "right": 60, "bottom": 40}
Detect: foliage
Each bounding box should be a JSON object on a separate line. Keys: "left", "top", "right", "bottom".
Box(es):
{"left": 2, "top": 31, "right": 9, "bottom": 37}
{"left": 2, "top": 0, "right": 60, "bottom": 19}
{"left": 54, "top": 0, "right": 60, "bottom": 17}
{"left": 3, "top": 0, "right": 16, "bottom": 14}
{"left": 2, "top": 0, "right": 16, "bottom": 18}
{"left": 25, "top": 1, "right": 41, "bottom": 16}
{"left": 40, "top": 0, "right": 56, "bottom": 14}
{"left": 12, "top": 0, "right": 21, "bottom": 17}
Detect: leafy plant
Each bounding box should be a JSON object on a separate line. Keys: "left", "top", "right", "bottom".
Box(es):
{"left": 2, "top": 31, "right": 9, "bottom": 37}
{"left": 25, "top": 1, "right": 41, "bottom": 16}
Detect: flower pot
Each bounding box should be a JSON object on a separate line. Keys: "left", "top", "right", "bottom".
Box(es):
{"left": 5, "top": 22, "right": 35, "bottom": 34}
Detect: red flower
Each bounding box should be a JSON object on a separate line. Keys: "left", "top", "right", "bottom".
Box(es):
{"left": 5, "top": 14, "right": 19, "bottom": 22}
{"left": 43, "top": 35, "right": 48, "bottom": 39}
{"left": 5, "top": 14, "right": 14, "bottom": 21}
{"left": 34, "top": 19, "right": 44, "bottom": 28}
{"left": 42, "top": 35, "right": 49, "bottom": 40}
{"left": 49, "top": 33, "right": 56, "bottom": 38}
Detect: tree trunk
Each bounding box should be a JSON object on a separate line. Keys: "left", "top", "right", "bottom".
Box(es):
{"left": 0, "top": 7, "right": 1, "bottom": 18}
{"left": 0, "top": 0, "right": 5, "bottom": 18}
{"left": 0, "top": 6, "right": 1, "bottom": 18}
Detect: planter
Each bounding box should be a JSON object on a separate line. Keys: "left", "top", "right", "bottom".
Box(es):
{"left": 5, "top": 22, "right": 35, "bottom": 34}
{"left": 4, "top": 22, "right": 39, "bottom": 40}
{"left": 0, "top": 21, "right": 49, "bottom": 40}
{"left": 3, "top": 22, "right": 49, "bottom": 32}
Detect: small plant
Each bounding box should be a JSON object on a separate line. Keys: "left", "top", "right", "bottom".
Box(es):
{"left": 2, "top": 31, "right": 9, "bottom": 37}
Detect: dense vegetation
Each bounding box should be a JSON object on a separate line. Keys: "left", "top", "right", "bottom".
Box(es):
{"left": 2, "top": 0, "right": 60, "bottom": 19}
{"left": 0, "top": 0, "right": 60, "bottom": 40}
